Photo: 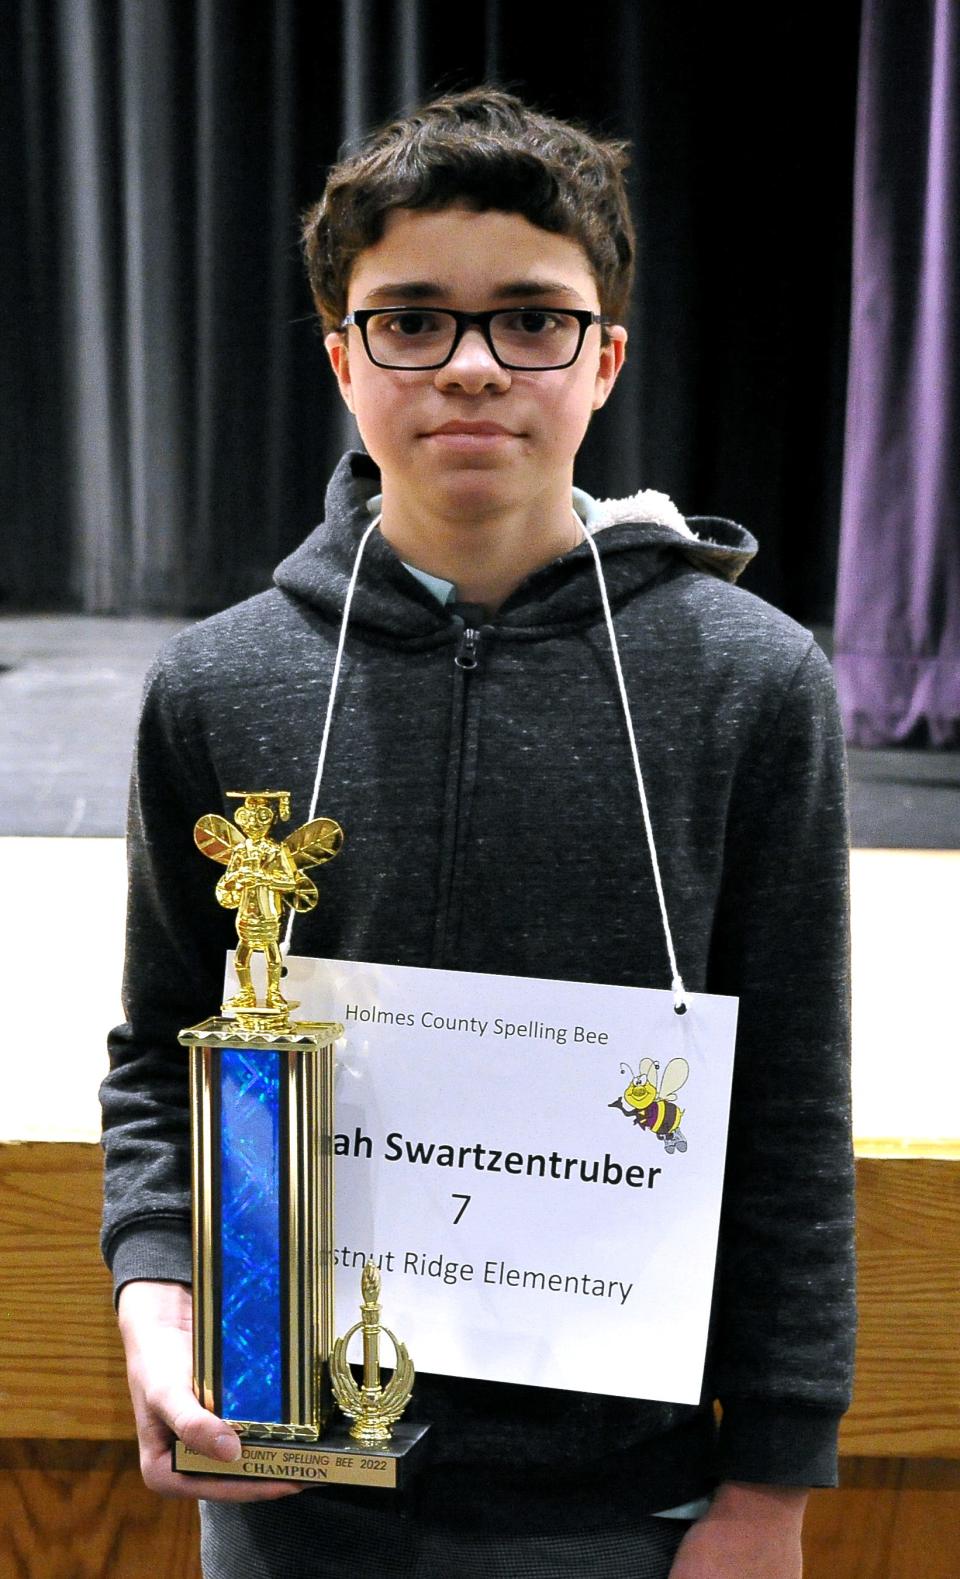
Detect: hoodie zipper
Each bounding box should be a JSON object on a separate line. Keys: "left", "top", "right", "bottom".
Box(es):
{"left": 453, "top": 624, "right": 484, "bottom": 670}
{"left": 432, "top": 614, "right": 494, "bottom": 964}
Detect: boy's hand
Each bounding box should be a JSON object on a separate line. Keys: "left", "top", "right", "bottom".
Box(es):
{"left": 118, "top": 1279, "right": 303, "bottom": 1502}
{"left": 668, "top": 1482, "right": 807, "bottom": 1578}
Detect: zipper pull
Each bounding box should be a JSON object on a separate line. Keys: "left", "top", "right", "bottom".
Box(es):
{"left": 454, "top": 626, "right": 482, "bottom": 670}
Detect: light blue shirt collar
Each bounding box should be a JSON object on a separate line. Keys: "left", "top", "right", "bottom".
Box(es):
{"left": 403, "top": 562, "right": 457, "bottom": 605}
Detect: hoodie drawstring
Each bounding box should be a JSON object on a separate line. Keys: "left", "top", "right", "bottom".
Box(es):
{"left": 576, "top": 512, "right": 688, "bottom": 1014}
{"left": 282, "top": 516, "right": 380, "bottom": 951}
{"left": 284, "top": 507, "right": 689, "bottom": 1014}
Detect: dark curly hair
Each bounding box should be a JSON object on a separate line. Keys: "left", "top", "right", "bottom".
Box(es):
{"left": 302, "top": 87, "right": 635, "bottom": 333}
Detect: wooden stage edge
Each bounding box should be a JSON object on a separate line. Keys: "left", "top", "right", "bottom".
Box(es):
{"left": 0, "top": 1443, "right": 957, "bottom": 1579}
{"left": 1, "top": 1140, "right": 959, "bottom": 1578}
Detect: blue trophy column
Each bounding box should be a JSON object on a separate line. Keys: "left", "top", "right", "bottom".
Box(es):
{"left": 219, "top": 1047, "right": 284, "bottom": 1422}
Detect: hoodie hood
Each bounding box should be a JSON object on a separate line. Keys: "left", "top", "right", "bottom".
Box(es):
{"left": 273, "top": 451, "right": 757, "bottom": 638}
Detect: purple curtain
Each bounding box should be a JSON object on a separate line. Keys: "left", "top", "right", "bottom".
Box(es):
{"left": 835, "top": 0, "right": 960, "bottom": 747}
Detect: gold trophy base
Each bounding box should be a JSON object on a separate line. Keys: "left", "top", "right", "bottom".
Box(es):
{"left": 173, "top": 1420, "right": 431, "bottom": 1488}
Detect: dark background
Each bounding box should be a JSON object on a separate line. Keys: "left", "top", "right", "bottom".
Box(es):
{"left": 2, "top": 0, "right": 861, "bottom": 622}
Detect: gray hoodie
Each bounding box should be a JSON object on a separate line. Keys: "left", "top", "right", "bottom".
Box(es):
{"left": 101, "top": 450, "right": 855, "bottom": 1524}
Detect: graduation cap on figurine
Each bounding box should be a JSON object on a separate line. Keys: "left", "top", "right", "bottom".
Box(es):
{"left": 226, "top": 789, "right": 291, "bottom": 826}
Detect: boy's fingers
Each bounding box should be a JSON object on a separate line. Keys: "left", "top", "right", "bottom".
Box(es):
{"left": 137, "top": 1386, "right": 303, "bottom": 1502}
{"left": 141, "top": 1445, "right": 304, "bottom": 1502}
{"left": 170, "top": 1401, "right": 242, "bottom": 1461}
{"left": 139, "top": 1380, "right": 240, "bottom": 1460}
{"left": 118, "top": 1285, "right": 301, "bottom": 1500}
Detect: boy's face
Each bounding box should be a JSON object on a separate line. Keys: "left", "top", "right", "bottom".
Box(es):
{"left": 325, "top": 205, "right": 626, "bottom": 522}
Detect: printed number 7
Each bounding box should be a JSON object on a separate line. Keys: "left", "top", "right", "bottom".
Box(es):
{"left": 452, "top": 1194, "right": 471, "bottom": 1225}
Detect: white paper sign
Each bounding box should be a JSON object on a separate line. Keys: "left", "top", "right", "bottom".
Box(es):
{"left": 225, "top": 953, "right": 738, "bottom": 1406}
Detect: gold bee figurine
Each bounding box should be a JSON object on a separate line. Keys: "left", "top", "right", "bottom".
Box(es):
{"left": 194, "top": 791, "right": 343, "bottom": 1031}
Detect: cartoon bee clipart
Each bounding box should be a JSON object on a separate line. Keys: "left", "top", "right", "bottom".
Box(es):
{"left": 609, "top": 1057, "right": 689, "bottom": 1154}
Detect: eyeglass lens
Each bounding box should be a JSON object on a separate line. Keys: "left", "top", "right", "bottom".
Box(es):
{"left": 366, "top": 309, "right": 585, "bottom": 368}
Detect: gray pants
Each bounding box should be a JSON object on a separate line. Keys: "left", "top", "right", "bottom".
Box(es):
{"left": 201, "top": 1495, "right": 692, "bottom": 1578}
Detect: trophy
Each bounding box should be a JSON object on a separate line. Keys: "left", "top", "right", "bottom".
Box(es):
{"left": 172, "top": 791, "right": 428, "bottom": 1486}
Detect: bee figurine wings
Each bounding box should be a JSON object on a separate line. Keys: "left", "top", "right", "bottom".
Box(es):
{"left": 194, "top": 790, "right": 343, "bottom": 1027}
{"left": 195, "top": 794, "right": 343, "bottom": 910}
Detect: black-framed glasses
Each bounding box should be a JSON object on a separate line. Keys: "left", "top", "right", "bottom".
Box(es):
{"left": 339, "top": 307, "right": 611, "bottom": 370}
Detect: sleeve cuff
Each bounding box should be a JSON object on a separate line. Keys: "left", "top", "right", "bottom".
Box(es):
{"left": 716, "top": 1399, "right": 843, "bottom": 1488}
{"left": 107, "top": 1218, "right": 193, "bottom": 1307}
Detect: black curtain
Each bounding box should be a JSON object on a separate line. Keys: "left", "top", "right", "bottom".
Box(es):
{"left": 2, "top": 0, "right": 860, "bottom": 619}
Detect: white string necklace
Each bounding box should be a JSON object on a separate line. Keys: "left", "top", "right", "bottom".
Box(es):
{"left": 575, "top": 512, "right": 688, "bottom": 1012}
{"left": 281, "top": 515, "right": 379, "bottom": 951}
{"left": 284, "top": 508, "right": 689, "bottom": 1013}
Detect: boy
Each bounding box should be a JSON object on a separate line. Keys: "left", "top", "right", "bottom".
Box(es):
{"left": 102, "top": 88, "right": 855, "bottom": 1578}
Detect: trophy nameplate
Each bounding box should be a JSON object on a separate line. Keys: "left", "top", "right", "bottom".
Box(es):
{"left": 173, "top": 791, "right": 428, "bottom": 1485}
